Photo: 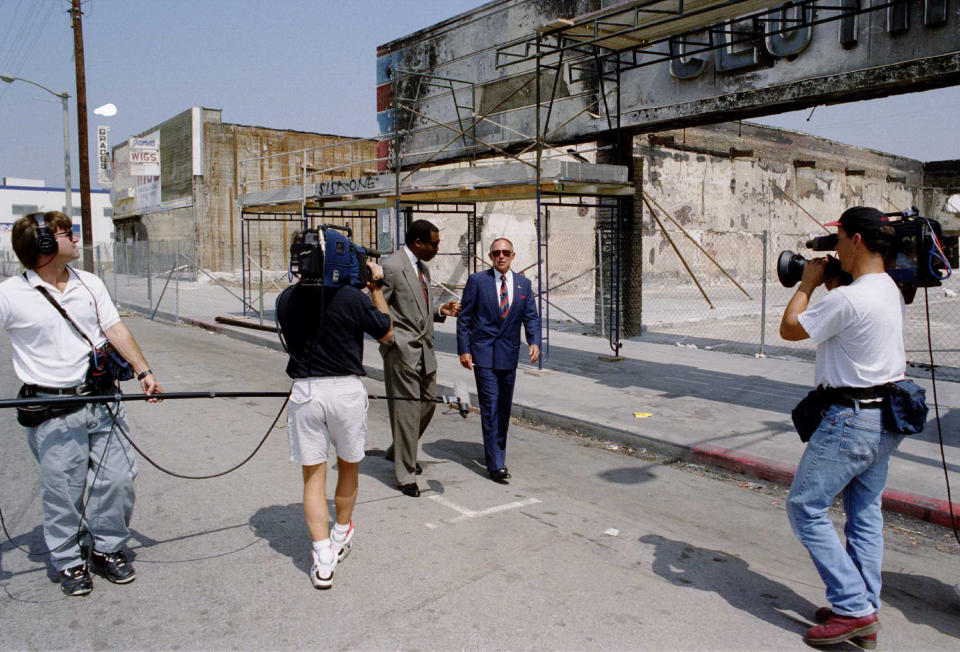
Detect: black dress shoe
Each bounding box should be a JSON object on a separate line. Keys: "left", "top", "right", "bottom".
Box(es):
{"left": 398, "top": 483, "right": 421, "bottom": 497}
{"left": 489, "top": 468, "right": 511, "bottom": 484}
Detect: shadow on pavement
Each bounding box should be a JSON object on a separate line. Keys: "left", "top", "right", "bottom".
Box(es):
{"left": 639, "top": 533, "right": 817, "bottom": 636}
{"left": 597, "top": 465, "right": 657, "bottom": 485}
{"left": 436, "top": 331, "right": 806, "bottom": 415}
{"left": 422, "top": 438, "right": 488, "bottom": 479}
{"left": 360, "top": 448, "right": 403, "bottom": 490}
{"left": 881, "top": 570, "right": 960, "bottom": 638}
{"left": 249, "top": 503, "right": 312, "bottom": 573}
{"left": 0, "top": 523, "right": 58, "bottom": 583}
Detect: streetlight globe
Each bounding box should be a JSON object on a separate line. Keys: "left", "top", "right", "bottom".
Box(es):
{"left": 94, "top": 103, "right": 117, "bottom": 117}
{"left": 0, "top": 73, "right": 15, "bottom": 83}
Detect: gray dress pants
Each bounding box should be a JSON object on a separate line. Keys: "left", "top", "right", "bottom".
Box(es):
{"left": 383, "top": 351, "right": 436, "bottom": 485}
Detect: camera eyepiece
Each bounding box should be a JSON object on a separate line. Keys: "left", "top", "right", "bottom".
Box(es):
{"left": 804, "top": 233, "right": 838, "bottom": 251}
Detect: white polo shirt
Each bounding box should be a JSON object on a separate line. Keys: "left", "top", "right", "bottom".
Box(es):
{"left": 0, "top": 268, "right": 120, "bottom": 387}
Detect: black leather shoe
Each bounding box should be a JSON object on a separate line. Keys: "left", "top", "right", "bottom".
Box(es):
{"left": 385, "top": 451, "right": 422, "bottom": 475}
{"left": 489, "top": 468, "right": 511, "bottom": 484}
{"left": 89, "top": 549, "right": 136, "bottom": 584}
{"left": 398, "top": 483, "right": 421, "bottom": 497}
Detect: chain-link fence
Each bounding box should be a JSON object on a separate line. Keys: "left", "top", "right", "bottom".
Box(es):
{"left": 0, "top": 250, "right": 21, "bottom": 278}
{"left": 96, "top": 240, "right": 278, "bottom": 326}
{"left": 4, "top": 221, "right": 957, "bottom": 371}
{"left": 410, "top": 201, "right": 603, "bottom": 340}
{"left": 640, "top": 226, "right": 960, "bottom": 369}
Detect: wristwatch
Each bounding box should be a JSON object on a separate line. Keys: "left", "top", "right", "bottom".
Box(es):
{"left": 137, "top": 369, "right": 153, "bottom": 380}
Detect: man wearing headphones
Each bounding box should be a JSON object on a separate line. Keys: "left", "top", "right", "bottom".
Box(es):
{"left": 0, "top": 211, "right": 162, "bottom": 596}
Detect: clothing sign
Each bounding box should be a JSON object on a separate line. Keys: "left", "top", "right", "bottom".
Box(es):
{"left": 97, "top": 125, "right": 111, "bottom": 186}
{"left": 128, "top": 132, "right": 160, "bottom": 176}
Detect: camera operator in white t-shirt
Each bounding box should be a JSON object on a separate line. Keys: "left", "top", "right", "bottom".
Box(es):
{"left": 779, "top": 206, "right": 906, "bottom": 649}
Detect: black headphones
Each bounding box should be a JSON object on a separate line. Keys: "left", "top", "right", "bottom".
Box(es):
{"left": 31, "top": 213, "right": 58, "bottom": 255}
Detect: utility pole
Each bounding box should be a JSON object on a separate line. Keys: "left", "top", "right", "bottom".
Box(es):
{"left": 70, "top": 0, "right": 94, "bottom": 272}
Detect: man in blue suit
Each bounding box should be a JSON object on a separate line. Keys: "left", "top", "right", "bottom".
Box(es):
{"left": 457, "top": 238, "right": 541, "bottom": 484}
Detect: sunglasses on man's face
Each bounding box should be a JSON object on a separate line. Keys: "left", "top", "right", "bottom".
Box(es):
{"left": 420, "top": 238, "right": 440, "bottom": 250}
{"left": 490, "top": 249, "right": 514, "bottom": 258}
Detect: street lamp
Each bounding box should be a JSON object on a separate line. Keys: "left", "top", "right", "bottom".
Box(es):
{"left": 0, "top": 73, "right": 73, "bottom": 226}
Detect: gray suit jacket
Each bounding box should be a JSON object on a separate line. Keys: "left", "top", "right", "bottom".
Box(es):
{"left": 378, "top": 249, "right": 445, "bottom": 374}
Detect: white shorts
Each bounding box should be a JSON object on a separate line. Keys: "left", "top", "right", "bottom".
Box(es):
{"left": 287, "top": 376, "right": 368, "bottom": 466}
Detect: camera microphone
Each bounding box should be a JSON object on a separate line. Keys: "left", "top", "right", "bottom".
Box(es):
{"left": 452, "top": 379, "right": 472, "bottom": 419}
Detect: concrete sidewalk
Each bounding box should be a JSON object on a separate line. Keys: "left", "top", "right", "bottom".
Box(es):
{"left": 187, "top": 312, "right": 960, "bottom": 529}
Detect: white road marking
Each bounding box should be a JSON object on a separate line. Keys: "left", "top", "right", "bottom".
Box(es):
{"left": 426, "top": 495, "right": 541, "bottom": 527}
{"left": 429, "top": 495, "right": 477, "bottom": 516}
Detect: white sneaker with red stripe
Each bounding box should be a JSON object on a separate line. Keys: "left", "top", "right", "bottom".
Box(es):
{"left": 330, "top": 521, "right": 354, "bottom": 562}
{"left": 310, "top": 542, "right": 337, "bottom": 590}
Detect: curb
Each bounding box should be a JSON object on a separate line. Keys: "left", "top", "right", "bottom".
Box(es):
{"left": 138, "top": 310, "right": 960, "bottom": 531}
{"left": 691, "top": 444, "right": 960, "bottom": 528}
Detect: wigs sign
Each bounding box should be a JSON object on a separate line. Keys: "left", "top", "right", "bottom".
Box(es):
{"left": 128, "top": 135, "right": 160, "bottom": 177}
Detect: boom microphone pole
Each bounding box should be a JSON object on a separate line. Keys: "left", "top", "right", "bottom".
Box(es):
{"left": 0, "top": 385, "right": 474, "bottom": 417}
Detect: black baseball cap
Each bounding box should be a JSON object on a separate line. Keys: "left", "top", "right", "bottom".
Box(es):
{"left": 824, "top": 206, "right": 888, "bottom": 234}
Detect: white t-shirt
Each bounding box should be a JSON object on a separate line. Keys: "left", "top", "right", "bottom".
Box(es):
{"left": 798, "top": 273, "right": 906, "bottom": 388}
{"left": 0, "top": 268, "right": 120, "bottom": 387}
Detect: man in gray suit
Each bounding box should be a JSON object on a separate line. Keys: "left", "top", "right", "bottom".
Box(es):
{"left": 380, "top": 219, "right": 460, "bottom": 497}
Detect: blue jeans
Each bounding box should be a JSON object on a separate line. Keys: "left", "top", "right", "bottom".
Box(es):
{"left": 26, "top": 400, "right": 138, "bottom": 571}
{"left": 786, "top": 403, "right": 904, "bottom": 617}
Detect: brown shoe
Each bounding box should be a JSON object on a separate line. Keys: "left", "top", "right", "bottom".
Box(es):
{"left": 814, "top": 608, "right": 877, "bottom": 648}
{"left": 804, "top": 612, "right": 880, "bottom": 647}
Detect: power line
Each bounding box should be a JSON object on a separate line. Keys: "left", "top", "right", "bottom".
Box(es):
{"left": 6, "top": 2, "right": 56, "bottom": 74}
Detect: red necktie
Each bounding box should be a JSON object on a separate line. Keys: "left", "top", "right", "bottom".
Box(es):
{"left": 499, "top": 274, "right": 509, "bottom": 319}
{"left": 418, "top": 261, "right": 429, "bottom": 307}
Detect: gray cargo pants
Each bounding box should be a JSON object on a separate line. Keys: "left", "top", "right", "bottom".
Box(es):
{"left": 26, "top": 400, "right": 138, "bottom": 571}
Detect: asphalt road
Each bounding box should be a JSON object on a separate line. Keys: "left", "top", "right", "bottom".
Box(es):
{"left": 1, "top": 316, "right": 958, "bottom": 650}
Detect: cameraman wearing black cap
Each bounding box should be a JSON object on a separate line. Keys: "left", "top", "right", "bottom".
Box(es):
{"left": 779, "top": 206, "right": 906, "bottom": 648}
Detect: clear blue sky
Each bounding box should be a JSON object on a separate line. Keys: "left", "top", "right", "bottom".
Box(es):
{"left": 1, "top": 0, "right": 957, "bottom": 190}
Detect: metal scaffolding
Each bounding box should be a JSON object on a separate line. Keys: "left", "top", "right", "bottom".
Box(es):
{"left": 237, "top": 0, "right": 910, "bottom": 360}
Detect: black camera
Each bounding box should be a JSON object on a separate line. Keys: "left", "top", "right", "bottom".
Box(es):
{"left": 777, "top": 251, "right": 850, "bottom": 289}
{"left": 777, "top": 209, "right": 952, "bottom": 304}
{"left": 290, "top": 224, "right": 382, "bottom": 288}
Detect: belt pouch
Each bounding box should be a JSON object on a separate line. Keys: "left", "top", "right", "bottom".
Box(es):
{"left": 791, "top": 389, "right": 824, "bottom": 443}
{"left": 882, "top": 379, "right": 928, "bottom": 434}
{"left": 16, "top": 385, "right": 85, "bottom": 428}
